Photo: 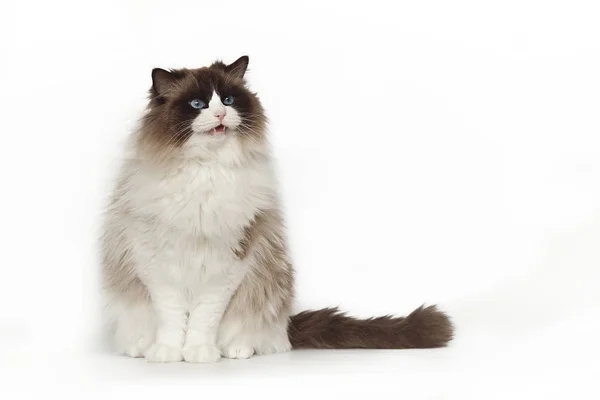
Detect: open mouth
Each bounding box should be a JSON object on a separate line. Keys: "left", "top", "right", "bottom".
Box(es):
{"left": 209, "top": 125, "right": 226, "bottom": 135}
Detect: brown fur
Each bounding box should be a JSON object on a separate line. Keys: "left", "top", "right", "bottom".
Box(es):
{"left": 288, "top": 305, "right": 453, "bottom": 349}
{"left": 138, "top": 59, "right": 266, "bottom": 158}
{"left": 226, "top": 207, "right": 295, "bottom": 325}
{"left": 102, "top": 56, "right": 454, "bottom": 357}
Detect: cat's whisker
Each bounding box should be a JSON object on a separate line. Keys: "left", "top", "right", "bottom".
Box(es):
{"left": 102, "top": 56, "right": 454, "bottom": 364}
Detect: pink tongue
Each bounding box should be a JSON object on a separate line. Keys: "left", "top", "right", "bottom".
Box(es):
{"left": 209, "top": 126, "right": 226, "bottom": 135}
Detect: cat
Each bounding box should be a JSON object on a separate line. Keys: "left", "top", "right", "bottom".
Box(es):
{"left": 101, "top": 56, "right": 454, "bottom": 363}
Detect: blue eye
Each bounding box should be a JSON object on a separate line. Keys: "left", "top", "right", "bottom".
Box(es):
{"left": 222, "top": 95, "right": 234, "bottom": 105}
{"left": 189, "top": 99, "right": 205, "bottom": 109}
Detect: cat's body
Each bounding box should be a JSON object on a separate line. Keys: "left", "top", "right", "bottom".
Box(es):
{"left": 102, "top": 56, "right": 453, "bottom": 363}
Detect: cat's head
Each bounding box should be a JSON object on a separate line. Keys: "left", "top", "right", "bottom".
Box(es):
{"left": 139, "top": 56, "right": 266, "bottom": 155}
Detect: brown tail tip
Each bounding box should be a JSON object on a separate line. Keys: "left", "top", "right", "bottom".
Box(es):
{"left": 288, "top": 304, "right": 454, "bottom": 349}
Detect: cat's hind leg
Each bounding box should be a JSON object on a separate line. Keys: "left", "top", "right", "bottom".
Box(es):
{"left": 254, "top": 320, "right": 291, "bottom": 356}
{"left": 106, "top": 295, "right": 155, "bottom": 358}
{"left": 218, "top": 313, "right": 291, "bottom": 359}
{"left": 217, "top": 315, "right": 255, "bottom": 359}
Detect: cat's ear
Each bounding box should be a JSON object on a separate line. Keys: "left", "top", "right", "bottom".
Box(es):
{"left": 151, "top": 68, "right": 177, "bottom": 97}
{"left": 225, "top": 56, "right": 249, "bottom": 79}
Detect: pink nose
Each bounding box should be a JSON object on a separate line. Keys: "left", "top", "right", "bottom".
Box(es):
{"left": 214, "top": 111, "right": 226, "bottom": 121}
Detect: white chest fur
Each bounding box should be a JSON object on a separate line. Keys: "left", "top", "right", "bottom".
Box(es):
{"left": 121, "top": 141, "right": 276, "bottom": 297}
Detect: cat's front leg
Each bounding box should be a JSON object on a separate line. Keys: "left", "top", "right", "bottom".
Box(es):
{"left": 144, "top": 285, "right": 187, "bottom": 363}
{"left": 183, "top": 268, "right": 245, "bottom": 363}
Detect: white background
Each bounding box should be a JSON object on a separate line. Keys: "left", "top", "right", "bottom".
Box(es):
{"left": 1, "top": 0, "right": 599, "bottom": 398}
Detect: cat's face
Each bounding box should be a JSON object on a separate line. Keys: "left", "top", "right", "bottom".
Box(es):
{"left": 140, "top": 56, "right": 266, "bottom": 153}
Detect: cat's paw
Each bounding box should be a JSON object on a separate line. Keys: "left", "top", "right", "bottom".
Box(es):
{"left": 124, "top": 343, "right": 146, "bottom": 358}
{"left": 256, "top": 337, "right": 291, "bottom": 355}
{"left": 122, "top": 336, "right": 151, "bottom": 358}
{"left": 182, "top": 344, "right": 221, "bottom": 363}
{"left": 145, "top": 343, "right": 183, "bottom": 363}
{"left": 223, "top": 345, "right": 254, "bottom": 359}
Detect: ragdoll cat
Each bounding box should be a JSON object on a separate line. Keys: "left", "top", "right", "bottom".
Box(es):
{"left": 101, "top": 56, "right": 453, "bottom": 363}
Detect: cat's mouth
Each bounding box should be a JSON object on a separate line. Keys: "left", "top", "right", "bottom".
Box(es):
{"left": 209, "top": 125, "right": 226, "bottom": 135}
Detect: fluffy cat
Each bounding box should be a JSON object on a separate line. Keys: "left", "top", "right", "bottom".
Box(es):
{"left": 101, "top": 56, "right": 453, "bottom": 363}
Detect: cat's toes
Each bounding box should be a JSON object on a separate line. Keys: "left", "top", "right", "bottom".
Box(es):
{"left": 256, "top": 338, "right": 291, "bottom": 355}
{"left": 124, "top": 344, "right": 145, "bottom": 358}
{"left": 123, "top": 337, "right": 149, "bottom": 358}
{"left": 224, "top": 345, "right": 254, "bottom": 359}
{"left": 145, "top": 343, "right": 182, "bottom": 363}
{"left": 182, "top": 344, "right": 221, "bottom": 363}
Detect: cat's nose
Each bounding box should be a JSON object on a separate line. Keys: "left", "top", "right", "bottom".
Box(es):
{"left": 213, "top": 110, "right": 226, "bottom": 121}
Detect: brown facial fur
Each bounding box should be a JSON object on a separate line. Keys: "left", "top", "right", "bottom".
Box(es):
{"left": 137, "top": 56, "right": 266, "bottom": 156}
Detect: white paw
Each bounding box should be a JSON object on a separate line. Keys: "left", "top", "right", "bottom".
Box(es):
{"left": 182, "top": 344, "right": 221, "bottom": 363}
{"left": 257, "top": 339, "right": 291, "bottom": 355}
{"left": 224, "top": 345, "right": 254, "bottom": 359}
{"left": 145, "top": 343, "right": 183, "bottom": 363}
{"left": 124, "top": 344, "right": 145, "bottom": 358}
{"left": 122, "top": 337, "right": 149, "bottom": 358}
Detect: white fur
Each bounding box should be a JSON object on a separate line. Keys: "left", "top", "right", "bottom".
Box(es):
{"left": 103, "top": 93, "right": 287, "bottom": 362}
{"left": 190, "top": 91, "right": 242, "bottom": 135}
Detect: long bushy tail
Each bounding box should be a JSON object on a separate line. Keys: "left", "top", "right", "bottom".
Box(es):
{"left": 288, "top": 305, "right": 453, "bottom": 349}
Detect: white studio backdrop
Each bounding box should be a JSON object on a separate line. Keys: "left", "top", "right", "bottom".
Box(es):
{"left": 0, "top": 0, "right": 599, "bottom": 398}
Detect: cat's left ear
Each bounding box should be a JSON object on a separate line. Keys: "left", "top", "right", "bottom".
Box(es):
{"left": 225, "top": 56, "right": 249, "bottom": 79}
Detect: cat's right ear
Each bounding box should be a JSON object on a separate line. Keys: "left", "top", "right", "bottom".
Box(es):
{"left": 151, "top": 68, "right": 177, "bottom": 98}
